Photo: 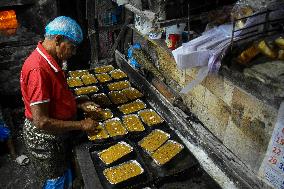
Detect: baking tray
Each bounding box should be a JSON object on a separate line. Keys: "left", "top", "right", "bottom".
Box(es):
{"left": 87, "top": 123, "right": 113, "bottom": 144}
{"left": 91, "top": 93, "right": 113, "bottom": 108}
{"left": 95, "top": 73, "right": 113, "bottom": 84}
{"left": 90, "top": 140, "right": 153, "bottom": 189}
{"left": 137, "top": 129, "right": 198, "bottom": 182}
{"left": 109, "top": 69, "right": 128, "bottom": 81}
{"left": 108, "top": 91, "right": 129, "bottom": 105}
{"left": 138, "top": 108, "right": 165, "bottom": 127}
{"left": 73, "top": 85, "right": 101, "bottom": 96}
{"left": 104, "top": 118, "right": 128, "bottom": 141}
{"left": 92, "top": 65, "right": 115, "bottom": 74}
{"left": 67, "top": 76, "right": 84, "bottom": 88}
{"left": 121, "top": 87, "right": 144, "bottom": 101}
{"left": 81, "top": 74, "right": 98, "bottom": 86}
{"left": 106, "top": 80, "right": 131, "bottom": 91}
{"left": 84, "top": 108, "right": 114, "bottom": 122}
{"left": 121, "top": 114, "right": 149, "bottom": 142}
{"left": 118, "top": 99, "right": 147, "bottom": 115}
{"left": 122, "top": 114, "right": 146, "bottom": 133}
{"left": 68, "top": 70, "right": 89, "bottom": 78}
{"left": 90, "top": 140, "right": 136, "bottom": 167}
{"left": 138, "top": 129, "right": 171, "bottom": 155}
{"left": 150, "top": 140, "right": 185, "bottom": 167}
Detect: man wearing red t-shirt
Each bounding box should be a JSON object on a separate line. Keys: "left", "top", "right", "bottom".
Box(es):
{"left": 20, "top": 16, "right": 98, "bottom": 188}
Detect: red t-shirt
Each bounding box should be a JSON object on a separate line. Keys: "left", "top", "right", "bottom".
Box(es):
{"left": 20, "top": 42, "right": 77, "bottom": 120}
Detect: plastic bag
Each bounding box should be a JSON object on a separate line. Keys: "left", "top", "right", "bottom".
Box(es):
{"left": 0, "top": 122, "right": 10, "bottom": 141}
{"left": 128, "top": 43, "right": 142, "bottom": 69}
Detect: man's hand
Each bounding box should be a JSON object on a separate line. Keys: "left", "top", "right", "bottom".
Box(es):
{"left": 80, "top": 118, "right": 99, "bottom": 132}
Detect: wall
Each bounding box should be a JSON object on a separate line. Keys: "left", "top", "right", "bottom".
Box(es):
{"left": 133, "top": 33, "right": 278, "bottom": 174}
{"left": 0, "top": 0, "right": 58, "bottom": 105}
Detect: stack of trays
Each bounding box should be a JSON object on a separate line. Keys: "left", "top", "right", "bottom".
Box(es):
{"left": 70, "top": 65, "right": 197, "bottom": 188}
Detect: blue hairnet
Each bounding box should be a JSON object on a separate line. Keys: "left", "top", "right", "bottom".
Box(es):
{"left": 45, "top": 16, "right": 83, "bottom": 45}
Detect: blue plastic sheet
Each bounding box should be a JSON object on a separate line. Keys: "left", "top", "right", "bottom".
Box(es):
{"left": 45, "top": 16, "right": 83, "bottom": 45}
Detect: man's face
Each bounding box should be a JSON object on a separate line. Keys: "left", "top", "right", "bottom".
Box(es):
{"left": 56, "top": 38, "right": 77, "bottom": 61}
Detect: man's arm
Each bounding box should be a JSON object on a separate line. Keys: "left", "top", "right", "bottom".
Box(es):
{"left": 31, "top": 102, "right": 98, "bottom": 134}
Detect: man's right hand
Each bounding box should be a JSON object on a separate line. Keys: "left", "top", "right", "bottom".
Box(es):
{"left": 80, "top": 118, "right": 99, "bottom": 132}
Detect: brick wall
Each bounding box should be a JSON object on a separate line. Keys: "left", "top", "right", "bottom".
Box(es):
{"left": 134, "top": 33, "right": 278, "bottom": 174}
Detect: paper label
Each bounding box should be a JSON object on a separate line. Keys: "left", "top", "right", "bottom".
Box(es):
{"left": 259, "top": 102, "right": 284, "bottom": 189}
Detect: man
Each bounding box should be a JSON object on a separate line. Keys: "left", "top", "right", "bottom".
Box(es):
{"left": 20, "top": 16, "right": 98, "bottom": 188}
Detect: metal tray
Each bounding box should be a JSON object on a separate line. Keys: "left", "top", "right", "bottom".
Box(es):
{"left": 138, "top": 129, "right": 171, "bottom": 154}
{"left": 87, "top": 123, "right": 111, "bottom": 144}
{"left": 90, "top": 140, "right": 153, "bottom": 189}
{"left": 67, "top": 76, "right": 84, "bottom": 88}
{"left": 104, "top": 118, "right": 128, "bottom": 140}
{"left": 137, "top": 129, "right": 198, "bottom": 182}
{"left": 121, "top": 87, "right": 144, "bottom": 101}
{"left": 118, "top": 99, "right": 147, "bottom": 115}
{"left": 91, "top": 93, "right": 112, "bottom": 108}
{"left": 68, "top": 70, "right": 89, "bottom": 77}
{"left": 108, "top": 91, "right": 129, "bottom": 105}
{"left": 122, "top": 114, "right": 146, "bottom": 133}
{"left": 93, "top": 65, "right": 115, "bottom": 74}
{"left": 109, "top": 69, "right": 128, "bottom": 81}
{"left": 138, "top": 109, "right": 165, "bottom": 128}
{"left": 107, "top": 80, "right": 131, "bottom": 91}
{"left": 95, "top": 73, "right": 113, "bottom": 84}
{"left": 81, "top": 74, "right": 98, "bottom": 86}
{"left": 74, "top": 85, "right": 100, "bottom": 96}
{"left": 150, "top": 140, "right": 185, "bottom": 166}
{"left": 84, "top": 108, "right": 113, "bottom": 122}
{"left": 91, "top": 140, "right": 136, "bottom": 167}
